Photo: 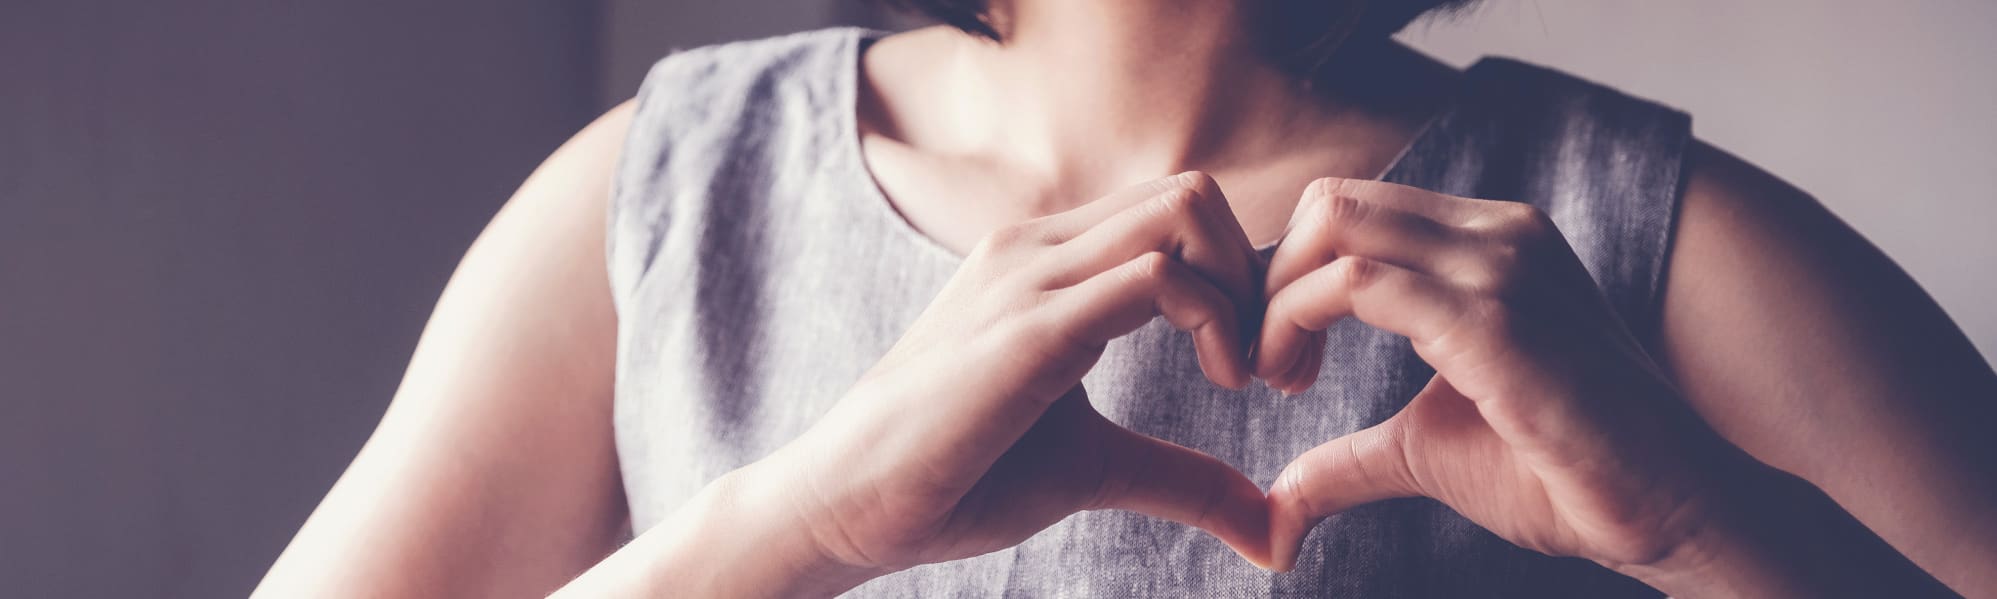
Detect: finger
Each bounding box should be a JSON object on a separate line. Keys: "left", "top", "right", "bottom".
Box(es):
{"left": 1088, "top": 417, "right": 1275, "bottom": 569}
{"left": 977, "top": 172, "right": 1226, "bottom": 254}
{"left": 1266, "top": 417, "right": 1420, "bottom": 571}
{"left": 1039, "top": 171, "right": 1248, "bottom": 245}
{"left": 1273, "top": 329, "right": 1324, "bottom": 396}
{"left": 1300, "top": 178, "right": 1566, "bottom": 249}
{"left": 1254, "top": 256, "right": 1473, "bottom": 385}
{"left": 1054, "top": 251, "right": 1250, "bottom": 388}
{"left": 1266, "top": 181, "right": 1467, "bottom": 296}
{"left": 1049, "top": 174, "right": 1262, "bottom": 324}
{"left": 1294, "top": 177, "right": 1480, "bottom": 225}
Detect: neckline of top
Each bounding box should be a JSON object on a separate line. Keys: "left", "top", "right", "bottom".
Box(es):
{"left": 832, "top": 27, "right": 1486, "bottom": 264}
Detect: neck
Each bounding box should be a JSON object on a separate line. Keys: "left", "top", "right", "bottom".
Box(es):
{"left": 939, "top": 0, "right": 1352, "bottom": 194}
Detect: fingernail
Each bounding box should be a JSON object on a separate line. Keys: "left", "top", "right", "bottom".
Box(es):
{"left": 1258, "top": 349, "right": 1298, "bottom": 382}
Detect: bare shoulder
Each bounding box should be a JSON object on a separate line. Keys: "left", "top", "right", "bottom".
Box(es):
{"left": 1674, "top": 139, "right": 1846, "bottom": 270}
{"left": 1663, "top": 138, "right": 1984, "bottom": 373}
{"left": 453, "top": 96, "right": 636, "bottom": 374}
{"left": 1662, "top": 137, "right": 1994, "bottom": 426}
{"left": 530, "top": 99, "right": 636, "bottom": 197}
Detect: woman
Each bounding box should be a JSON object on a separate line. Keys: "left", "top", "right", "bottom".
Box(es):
{"left": 256, "top": 0, "right": 1997, "bottom": 596}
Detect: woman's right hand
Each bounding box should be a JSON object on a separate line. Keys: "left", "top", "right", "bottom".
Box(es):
{"left": 744, "top": 172, "right": 1275, "bottom": 590}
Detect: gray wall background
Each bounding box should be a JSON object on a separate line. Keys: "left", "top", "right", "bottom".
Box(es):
{"left": 1, "top": 1, "right": 601, "bottom": 596}
{"left": 2, "top": 1, "right": 1990, "bottom": 596}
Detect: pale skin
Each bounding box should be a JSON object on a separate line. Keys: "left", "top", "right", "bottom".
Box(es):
{"left": 255, "top": 1, "right": 1997, "bottom": 597}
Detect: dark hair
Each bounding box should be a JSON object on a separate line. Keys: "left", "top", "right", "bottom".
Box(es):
{"left": 874, "top": 0, "right": 1479, "bottom": 69}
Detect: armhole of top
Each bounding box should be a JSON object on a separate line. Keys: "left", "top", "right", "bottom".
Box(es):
{"left": 601, "top": 29, "right": 867, "bottom": 318}
{"left": 1464, "top": 57, "right": 1695, "bottom": 347}
{"left": 1642, "top": 121, "right": 1697, "bottom": 351}
{"left": 604, "top": 53, "right": 694, "bottom": 318}
{"left": 1609, "top": 86, "right": 1694, "bottom": 351}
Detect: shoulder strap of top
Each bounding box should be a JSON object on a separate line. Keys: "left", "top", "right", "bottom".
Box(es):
{"left": 607, "top": 28, "right": 871, "bottom": 314}
{"left": 1388, "top": 57, "right": 1693, "bottom": 347}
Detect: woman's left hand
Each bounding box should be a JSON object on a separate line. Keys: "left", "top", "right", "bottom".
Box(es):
{"left": 1255, "top": 178, "right": 1748, "bottom": 576}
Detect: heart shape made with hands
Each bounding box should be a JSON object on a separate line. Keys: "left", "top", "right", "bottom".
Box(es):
{"left": 818, "top": 171, "right": 1725, "bottom": 581}
{"left": 1048, "top": 172, "right": 1722, "bottom": 574}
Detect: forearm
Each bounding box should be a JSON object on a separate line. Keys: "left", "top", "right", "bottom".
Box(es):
{"left": 1617, "top": 460, "right": 1953, "bottom": 598}
{"left": 552, "top": 463, "right": 882, "bottom": 598}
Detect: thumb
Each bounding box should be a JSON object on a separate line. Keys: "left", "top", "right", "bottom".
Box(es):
{"left": 1088, "top": 418, "right": 1274, "bottom": 569}
{"left": 1266, "top": 416, "right": 1421, "bottom": 571}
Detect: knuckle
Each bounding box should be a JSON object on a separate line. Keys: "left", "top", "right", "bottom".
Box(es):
{"left": 1275, "top": 463, "right": 1320, "bottom": 516}
{"left": 1462, "top": 205, "right": 1561, "bottom": 293}
{"left": 1321, "top": 192, "right": 1369, "bottom": 231}
{"left": 1120, "top": 251, "right": 1177, "bottom": 287}
{"left": 1488, "top": 240, "right": 1524, "bottom": 271}
{"left": 1469, "top": 242, "right": 1525, "bottom": 293}
{"left": 1307, "top": 176, "right": 1356, "bottom": 201}
{"left": 1136, "top": 170, "right": 1214, "bottom": 207}
{"left": 1135, "top": 172, "right": 1190, "bottom": 198}
{"left": 1496, "top": 199, "right": 1540, "bottom": 219}
{"left": 971, "top": 223, "right": 1030, "bottom": 256}
{"left": 1304, "top": 177, "right": 1337, "bottom": 199}
{"left": 1153, "top": 187, "right": 1203, "bottom": 219}
{"left": 1494, "top": 202, "right": 1555, "bottom": 239}
{"left": 1175, "top": 170, "right": 1222, "bottom": 196}
{"left": 1329, "top": 255, "right": 1378, "bottom": 289}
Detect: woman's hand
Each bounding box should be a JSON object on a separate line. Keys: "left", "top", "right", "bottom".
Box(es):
{"left": 745, "top": 172, "right": 1277, "bottom": 592}
{"left": 1255, "top": 178, "right": 1752, "bottom": 580}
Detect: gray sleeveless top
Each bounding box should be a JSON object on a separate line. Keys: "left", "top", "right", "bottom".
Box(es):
{"left": 608, "top": 28, "right": 1689, "bottom": 597}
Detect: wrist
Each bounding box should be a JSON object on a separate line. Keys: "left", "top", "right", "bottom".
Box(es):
{"left": 607, "top": 459, "right": 887, "bottom": 597}
{"left": 1604, "top": 445, "right": 1797, "bottom": 598}
{"left": 1610, "top": 489, "right": 1758, "bottom": 597}
{"left": 1606, "top": 454, "right": 1939, "bottom": 598}
{"left": 706, "top": 459, "right": 890, "bottom": 596}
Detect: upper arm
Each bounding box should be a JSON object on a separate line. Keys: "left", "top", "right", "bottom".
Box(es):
{"left": 256, "top": 100, "right": 637, "bottom": 597}
{"left": 1658, "top": 139, "right": 1997, "bottom": 591}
